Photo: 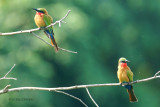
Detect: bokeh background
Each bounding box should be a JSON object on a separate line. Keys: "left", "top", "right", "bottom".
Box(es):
{"left": 0, "top": 0, "right": 160, "bottom": 107}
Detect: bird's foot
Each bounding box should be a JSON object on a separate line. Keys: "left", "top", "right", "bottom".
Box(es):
{"left": 39, "top": 27, "right": 45, "bottom": 30}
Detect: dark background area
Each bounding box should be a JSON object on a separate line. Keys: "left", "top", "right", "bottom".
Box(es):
{"left": 0, "top": 0, "right": 160, "bottom": 107}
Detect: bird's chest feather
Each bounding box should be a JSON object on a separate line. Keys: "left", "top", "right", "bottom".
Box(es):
{"left": 34, "top": 15, "right": 46, "bottom": 27}
{"left": 117, "top": 68, "right": 129, "bottom": 83}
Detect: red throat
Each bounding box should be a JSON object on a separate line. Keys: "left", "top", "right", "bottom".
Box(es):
{"left": 120, "top": 63, "right": 127, "bottom": 68}
{"left": 36, "top": 12, "right": 43, "bottom": 16}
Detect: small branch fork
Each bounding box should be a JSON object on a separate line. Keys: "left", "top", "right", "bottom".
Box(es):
{"left": 0, "top": 10, "right": 77, "bottom": 54}
{"left": 0, "top": 64, "right": 17, "bottom": 81}
{"left": 0, "top": 64, "right": 87, "bottom": 106}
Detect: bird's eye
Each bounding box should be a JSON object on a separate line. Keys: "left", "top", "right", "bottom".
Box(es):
{"left": 40, "top": 11, "right": 45, "bottom": 14}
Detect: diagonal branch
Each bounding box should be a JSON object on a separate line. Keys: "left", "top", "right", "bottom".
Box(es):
{"left": 154, "top": 71, "right": 160, "bottom": 77}
{"left": 0, "top": 64, "right": 17, "bottom": 80}
{"left": 0, "top": 10, "right": 71, "bottom": 36}
{"left": 31, "top": 32, "right": 77, "bottom": 53}
{"left": 55, "top": 90, "right": 88, "bottom": 107}
{"left": 86, "top": 88, "right": 99, "bottom": 107}
{"left": 0, "top": 71, "right": 159, "bottom": 95}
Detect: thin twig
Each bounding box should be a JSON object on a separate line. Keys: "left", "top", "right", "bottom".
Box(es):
{"left": 57, "top": 47, "right": 78, "bottom": 54}
{"left": 154, "top": 71, "right": 160, "bottom": 77}
{"left": 31, "top": 32, "right": 78, "bottom": 53}
{"left": 0, "top": 64, "right": 17, "bottom": 80}
{"left": 86, "top": 88, "right": 99, "bottom": 107}
{"left": 0, "top": 10, "right": 71, "bottom": 36}
{"left": 3, "top": 64, "right": 16, "bottom": 78}
{"left": 0, "top": 77, "right": 17, "bottom": 80}
{"left": 55, "top": 90, "right": 88, "bottom": 107}
{"left": 46, "top": 10, "right": 71, "bottom": 28}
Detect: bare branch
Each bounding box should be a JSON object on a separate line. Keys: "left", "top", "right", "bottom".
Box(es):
{"left": 0, "top": 71, "right": 159, "bottom": 95}
{"left": 31, "top": 32, "right": 78, "bottom": 54}
{"left": 0, "top": 10, "right": 71, "bottom": 36}
{"left": 0, "top": 64, "right": 17, "bottom": 80}
{"left": 55, "top": 90, "right": 88, "bottom": 107}
{"left": 86, "top": 88, "right": 99, "bottom": 107}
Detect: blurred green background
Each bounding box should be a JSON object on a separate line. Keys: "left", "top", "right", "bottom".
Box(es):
{"left": 0, "top": 0, "right": 160, "bottom": 107}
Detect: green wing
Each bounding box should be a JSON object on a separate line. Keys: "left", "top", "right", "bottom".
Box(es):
{"left": 43, "top": 14, "right": 54, "bottom": 38}
{"left": 126, "top": 69, "right": 133, "bottom": 82}
{"left": 43, "top": 14, "right": 53, "bottom": 25}
{"left": 43, "top": 14, "right": 53, "bottom": 30}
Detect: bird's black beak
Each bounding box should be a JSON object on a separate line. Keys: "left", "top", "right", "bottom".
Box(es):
{"left": 126, "top": 60, "right": 130, "bottom": 63}
{"left": 32, "top": 8, "right": 42, "bottom": 13}
{"left": 32, "top": 8, "right": 38, "bottom": 11}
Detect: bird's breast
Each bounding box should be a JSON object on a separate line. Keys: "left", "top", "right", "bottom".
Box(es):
{"left": 34, "top": 15, "right": 46, "bottom": 27}
{"left": 117, "top": 68, "right": 129, "bottom": 83}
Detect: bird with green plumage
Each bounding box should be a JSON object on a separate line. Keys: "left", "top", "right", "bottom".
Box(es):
{"left": 33, "top": 8, "right": 58, "bottom": 52}
{"left": 117, "top": 57, "right": 138, "bottom": 102}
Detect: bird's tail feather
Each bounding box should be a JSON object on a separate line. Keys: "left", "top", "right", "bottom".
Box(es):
{"left": 127, "top": 86, "right": 138, "bottom": 102}
{"left": 50, "top": 37, "right": 58, "bottom": 52}
{"left": 44, "top": 30, "right": 58, "bottom": 52}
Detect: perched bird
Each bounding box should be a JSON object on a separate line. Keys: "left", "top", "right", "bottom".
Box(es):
{"left": 117, "top": 57, "right": 138, "bottom": 102}
{"left": 33, "top": 8, "right": 58, "bottom": 52}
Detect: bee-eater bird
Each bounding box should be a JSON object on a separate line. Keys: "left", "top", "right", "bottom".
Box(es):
{"left": 117, "top": 57, "right": 138, "bottom": 102}
{"left": 33, "top": 8, "right": 58, "bottom": 52}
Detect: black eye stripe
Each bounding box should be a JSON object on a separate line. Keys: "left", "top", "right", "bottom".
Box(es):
{"left": 120, "top": 61, "right": 126, "bottom": 63}
{"left": 39, "top": 11, "right": 45, "bottom": 13}
{"left": 41, "top": 11, "right": 45, "bottom": 13}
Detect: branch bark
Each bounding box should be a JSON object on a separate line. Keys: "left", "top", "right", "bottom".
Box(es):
{"left": 0, "top": 71, "right": 159, "bottom": 95}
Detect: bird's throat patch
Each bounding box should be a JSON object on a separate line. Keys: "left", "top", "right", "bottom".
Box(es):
{"left": 121, "top": 63, "right": 127, "bottom": 68}
{"left": 36, "top": 12, "right": 43, "bottom": 16}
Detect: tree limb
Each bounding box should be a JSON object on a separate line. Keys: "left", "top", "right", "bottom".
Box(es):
{"left": 0, "top": 10, "right": 71, "bottom": 36}
{"left": 0, "top": 71, "right": 159, "bottom": 95}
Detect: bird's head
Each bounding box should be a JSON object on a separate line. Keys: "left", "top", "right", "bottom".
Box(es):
{"left": 118, "top": 57, "right": 129, "bottom": 68}
{"left": 32, "top": 8, "right": 48, "bottom": 15}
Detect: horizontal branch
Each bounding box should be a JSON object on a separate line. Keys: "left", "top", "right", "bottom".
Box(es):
{"left": 0, "top": 71, "right": 159, "bottom": 95}
{"left": 0, "top": 10, "right": 71, "bottom": 36}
